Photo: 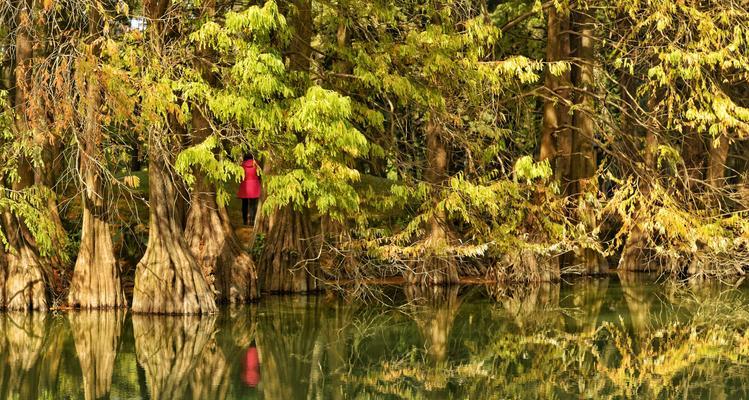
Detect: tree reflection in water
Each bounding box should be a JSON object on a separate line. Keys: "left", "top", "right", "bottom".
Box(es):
{"left": 132, "top": 314, "right": 218, "bottom": 400}
{"left": 70, "top": 310, "right": 125, "bottom": 400}
{"left": 0, "top": 278, "right": 747, "bottom": 398}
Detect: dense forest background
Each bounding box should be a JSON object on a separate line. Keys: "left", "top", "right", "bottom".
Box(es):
{"left": 0, "top": 0, "right": 748, "bottom": 313}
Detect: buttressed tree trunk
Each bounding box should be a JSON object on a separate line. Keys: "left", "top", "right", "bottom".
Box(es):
{"left": 258, "top": 0, "right": 321, "bottom": 293}
{"left": 69, "top": 6, "right": 125, "bottom": 309}
{"left": 185, "top": 108, "right": 258, "bottom": 303}
{"left": 185, "top": 1, "right": 258, "bottom": 302}
{"left": 571, "top": 8, "right": 607, "bottom": 274}
{"left": 132, "top": 0, "right": 217, "bottom": 314}
{"left": 133, "top": 139, "right": 218, "bottom": 314}
{"left": 406, "top": 117, "right": 459, "bottom": 285}
{"left": 69, "top": 311, "right": 125, "bottom": 400}
{"left": 0, "top": 0, "right": 48, "bottom": 311}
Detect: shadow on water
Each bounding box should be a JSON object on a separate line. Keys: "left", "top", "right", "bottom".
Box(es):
{"left": 2, "top": 276, "right": 749, "bottom": 398}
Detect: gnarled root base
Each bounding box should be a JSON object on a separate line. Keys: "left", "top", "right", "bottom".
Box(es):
{"left": 186, "top": 195, "right": 258, "bottom": 304}
{"left": 258, "top": 206, "right": 320, "bottom": 293}
{"left": 68, "top": 213, "right": 125, "bottom": 309}
{"left": 132, "top": 156, "right": 217, "bottom": 315}
{"left": 618, "top": 223, "right": 659, "bottom": 272}
{"left": 0, "top": 243, "right": 48, "bottom": 312}
{"left": 487, "top": 248, "right": 560, "bottom": 283}
{"left": 133, "top": 240, "right": 218, "bottom": 314}
{"left": 405, "top": 256, "right": 459, "bottom": 286}
{"left": 405, "top": 220, "right": 460, "bottom": 285}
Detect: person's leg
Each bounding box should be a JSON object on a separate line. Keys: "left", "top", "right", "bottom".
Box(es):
{"left": 248, "top": 198, "right": 259, "bottom": 225}
{"left": 242, "top": 199, "right": 249, "bottom": 225}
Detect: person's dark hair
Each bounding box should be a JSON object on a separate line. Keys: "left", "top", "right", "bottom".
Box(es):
{"left": 243, "top": 153, "right": 254, "bottom": 161}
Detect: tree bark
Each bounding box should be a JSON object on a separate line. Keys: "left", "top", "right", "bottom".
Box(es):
{"left": 0, "top": 0, "right": 48, "bottom": 311}
{"left": 257, "top": 0, "right": 322, "bottom": 293}
{"left": 540, "top": 5, "right": 562, "bottom": 162}
{"left": 258, "top": 205, "right": 320, "bottom": 292}
{"left": 570, "top": 7, "right": 607, "bottom": 274}
{"left": 132, "top": 0, "right": 218, "bottom": 314}
{"left": 69, "top": 7, "right": 125, "bottom": 309}
{"left": 406, "top": 117, "right": 459, "bottom": 285}
{"left": 707, "top": 134, "right": 729, "bottom": 189}
{"left": 132, "top": 145, "right": 218, "bottom": 314}
{"left": 185, "top": 108, "right": 258, "bottom": 303}
{"left": 69, "top": 311, "right": 125, "bottom": 400}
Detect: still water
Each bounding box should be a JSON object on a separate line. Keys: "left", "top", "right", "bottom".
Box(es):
{"left": 3, "top": 275, "right": 749, "bottom": 399}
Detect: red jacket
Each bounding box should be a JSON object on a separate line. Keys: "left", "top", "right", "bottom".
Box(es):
{"left": 237, "top": 159, "right": 261, "bottom": 199}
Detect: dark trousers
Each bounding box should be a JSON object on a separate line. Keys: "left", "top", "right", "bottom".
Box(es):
{"left": 242, "top": 198, "right": 259, "bottom": 226}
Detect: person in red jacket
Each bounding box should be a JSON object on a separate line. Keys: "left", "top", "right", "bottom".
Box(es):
{"left": 237, "top": 154, "right": 262, "bottom": 226}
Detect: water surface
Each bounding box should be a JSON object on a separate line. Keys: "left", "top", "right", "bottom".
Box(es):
{"left": 3, "top": 275, "right": 749, "bottom": 399}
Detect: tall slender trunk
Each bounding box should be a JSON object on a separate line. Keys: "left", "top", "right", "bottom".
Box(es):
{"left": 540, "top": 5, "right": 562, "bottom": 162}
{"left": 0, "top": 0, "right": 48, "bottom": 311}
{"left": 555, "top": 12, "right": 574, "bottom": 196}
{"left": 406, "top": 117, "right": 459, "bottom": 285}
{"left": 133, "top": 0, "right": 217, "bottom": 314}
{"left": 69, "top": 7, "right": 125, "bottom": 309}
{"left": 258, "top": 0, "right": 321, "bottom": 293}
{"left": 619, "top": 90, "right": 660, "bottom": 271}
{"left": 570, "top": 7, "right": 607, "bottom": 274}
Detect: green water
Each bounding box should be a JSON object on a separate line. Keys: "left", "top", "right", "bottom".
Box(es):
{"left": 3, "top": 275, "right": 749, "bottom": 399}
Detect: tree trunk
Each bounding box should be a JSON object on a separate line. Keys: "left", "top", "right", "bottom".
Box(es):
{"left": 69, "top": 10, "right": 125, "bottom": 308}
{"left": 707, "top": 134, "right": 729, "bottom": 189}
{"left": 406, "top": 117, "right": 459, "bottom": 285}
{"left": 133, "top": 0, "right": 217, "bottom": 314}
{"left": 555, "top": 12, "right": 574, "bottom": 196}
{"left": 185, "top": 109, "right": 259, "bottom": 303}
{"left": 540, "top": 5, "right": 562, "bottom": 162}
{"left": 132, "top": 145, "right": 218, "bottom": 314}
{"left": 0, "top": 0, "right": 48, "bottom": 311}
{"left": 258, "top": 205, "right": 320, "bottom": 292}
{"left": 570, "top": 8, "right": 607, "bottom": 274}
{"left": 69, "top": 311, "right": 125, "bottom": 400}
{"left": 257, "top": 0, "right": 321, "bottom": 293}
{"left": 619, "top": 92, "right": 660, "bottom": 272}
